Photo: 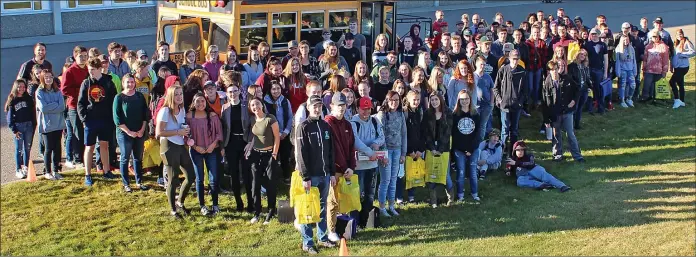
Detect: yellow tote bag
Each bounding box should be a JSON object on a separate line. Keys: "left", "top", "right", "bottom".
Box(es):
{"left": 290, "top": 171, "right": 304, "bottom": 207}
{"left": 655, "top": 79, "right": 671, "bottom": 100}
{"left": 425, "top": 151, "right": 449, "bottom": 185}
{"left": 337, "top": 175, "right": 362, "bottom": 213}
{"left": 405, "top": 158, "right": 426, "bottom": 189}
{"left": 567, "top": 42, "right": 580, "bottom": 62}
{"left": 295, "top": 187, "right": 321, "bottom": 224}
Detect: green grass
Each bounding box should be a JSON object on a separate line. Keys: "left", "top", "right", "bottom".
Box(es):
{"left": 2, "top": 59, "right": 696, "bottom": 256}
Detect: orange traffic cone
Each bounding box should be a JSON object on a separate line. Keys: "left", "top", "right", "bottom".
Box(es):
{"left": 26, "top": 162, "right": 37, "bottom": 182}
{"left": 338, "top": 238, "right": 349, "bottom": 256}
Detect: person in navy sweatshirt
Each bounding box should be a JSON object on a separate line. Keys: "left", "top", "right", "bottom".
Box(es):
{"left": 5, "top": 79, "right": 36, "bottom": 179}
{"left": 77, "top": 57, "right": 118, "bottom": 186}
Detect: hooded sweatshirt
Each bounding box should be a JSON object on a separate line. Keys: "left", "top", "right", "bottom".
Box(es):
{"left": 350, "top": 114, "right": 385, "bottom": 170}
{"left": 60, "top": 63, "right": 88, "bottom": 110}
{"left": 35, "top": 88, "right": 66, "bottom": 134}
{"left": 451, "top": 110, "right": 480, "bottom": 154}
{"left": 325, "top": 115, "right": 356, "bottom": 175}
{"left": 643, "top": 41, "right": 670, "bottom": 75}
{"left": 77, "top": 75, "right": 117, "bottom": 125}
{"left": 672, "top": 39, "right": 695, "bottom": 68}
{"left": 263, "top": 94, "right": 293, "bottom": 136}
{"left": 476, "top": 140, "right": 503, "bottom": 166}
{"left": 375, "top": 109, "right": 407, "bottom": 153}
{"left": 614, "top": 45, "right": 637, "bottom": 75}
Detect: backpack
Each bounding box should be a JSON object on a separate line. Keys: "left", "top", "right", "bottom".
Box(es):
{"left": 354, "top": 116, "right": 379, "bottom": 139}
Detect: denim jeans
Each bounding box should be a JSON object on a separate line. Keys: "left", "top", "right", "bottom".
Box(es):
{"left": 590, "top": 68, "right": 605, "bottom": 113}
{"left": 552, "top": 113, "right": 583, "bottom": 160}
{"left": 528, "top": 69, "right": 543, "bottom": 104}
{"left": 116, "top": 131, "right": 145, "bottom": 186}
{"left": 477, "top": 105, "right": 493, "bottom": 141}
{"left": 618, "top": 69, "right": 636, "bottom": 101}
{"left": 190, "top": 148, "right": 219, "bottom": 207}
{"left": 670, "top": 67, "right": 689, "bottom": 101}
{"left": 641, "top": 73, "right": 662, "bottom": 100}
{"left": 300, "top": 175, "right": 330, "bottom": 248}
{"left": 516, "top": 166, "right": 567, "bottom": 189}
{"left": 475, "top": 149, "right": 501, "bottom": 176}
{"left": 378, "top": 149, "right": 401, "bottom": 205}
{"left": 355, "top": 168, "right": 377, "bottom": 208}
{"left": 633, "top": 61, "right": 643, "bottom": 100}
{"left": 13, "top": 121, "right": 34, "bottom": 171}
{"left": 500, "top": 109, "right": 522, "bottom": 151}
{"left": 64, "top": 118, "right": 73, "bottom": 162}
{"left": 574, "top": 87, "right": 589, "bottom": 127}
{"left": 67, "top": 109, "right": 84, "bottom": 162}
{"left": 452, "top": 150, "right": 478, "bottom": 199}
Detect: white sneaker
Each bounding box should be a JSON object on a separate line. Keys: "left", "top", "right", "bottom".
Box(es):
{"left": 327, "top": 232, "right": 340, "bottom": 242}
{"left": 680, "top": 100, "right": 686, "bottom": 107}
{"left": 673, "top": 100, "right": 681, "bottom": 109}
{"left": 15, "top": 169, "right": 23, "bottom": 179}
{"left": 53, "top": 172, "right": 64, "bottom": 180}
{"left": 626, "top": 99, "right": 634, "bottom": 107}
{"left": 64, "top": 161, "right": 75, "bottom": 169}
{"left": 539, "top": 129, "right": 545, "bottom": 134}
{"left": 44, "top": 173, "right": 56, "bottom": 180}
{"left": 432, "top": 204, "right": 437, "bottom": 208}
{"left": 250, "top": 216, "right": 259, "bottom": 224}
{"left": 389, "top": 206, "right": 400, "bottom": 216}
{"left": 620, "top": 101, "right": 628, "bottom": 108}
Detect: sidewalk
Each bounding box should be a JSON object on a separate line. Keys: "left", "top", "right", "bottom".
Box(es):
{"left": 1, "top": 27, "right": 156, "bottom": 49}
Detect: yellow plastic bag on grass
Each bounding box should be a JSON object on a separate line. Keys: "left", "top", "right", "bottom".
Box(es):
{"left": 290, "top": 171, "right": 304, "bottom": 207}
{"left": 405, "top": 158, "right": 426, "bottom": 189}
{"left": 425, "top": 151, "right": 449, "bottom": 185}
{"left": 295, "top": 187, "right": 321, "bottom": 224}
{"left": 655, "top": 79, "right": 671, "bottom": 100}
{"left": 337, "top": 175, "right": 361, "bottom": 213}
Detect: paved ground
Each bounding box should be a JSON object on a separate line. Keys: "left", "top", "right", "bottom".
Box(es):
{"left": 1, "top": 1, "right": 694, "bottom": 185}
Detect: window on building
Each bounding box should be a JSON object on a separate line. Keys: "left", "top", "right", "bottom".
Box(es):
{"left": 64, "top": 0, "right": 153, "bottom": 9}
{"left": 301, "top": 11, "right": 325, "bottom": 50}
{"left": 240, "top": 13, "right": 268, "bottom": 53}
{"left": 114, "top": 0, "right": 148, "bottom": 4}
{"left": 271, "top": 12, "right": 297, "bottom": 50}
{"left": 67, "top": 0, "right": 103, "bottom": 8}
{"left": 162, "top": 22, "right": 202, "bottom": 53}
{"left": 1, "top": 0, "right": 50, "bottom": 14}
{"left": 210, "top": 22, "right": 232, "bottom": 54}
{"left": 329, "top": 10, "right": 356, "bottom": 42}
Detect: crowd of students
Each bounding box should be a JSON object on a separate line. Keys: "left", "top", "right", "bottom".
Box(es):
{"left": 5, "top": 9, "right": 693, "bottom": 255}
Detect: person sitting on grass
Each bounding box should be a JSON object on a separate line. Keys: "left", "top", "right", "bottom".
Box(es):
{"left": 505, "top": 140, "right": 571, "bottom": 192}
{"left": 475, "top": 129, "right": 502, "bottom": 180}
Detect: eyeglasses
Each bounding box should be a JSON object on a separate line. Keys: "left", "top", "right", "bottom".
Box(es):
{"left": 388, "top": 98, "right": 400, "bottom": 102}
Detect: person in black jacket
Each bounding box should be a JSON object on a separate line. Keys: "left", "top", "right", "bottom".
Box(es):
{"left": 78, "top": 57, "right": 118, "bottom": 186}
{"left": 567, "top": 48, "right": 593, "bottom": 130}
{"left": 423, "top": 93, "right": 454, "bottom": 207}
{"left": 402, "top": 90, "right": 426, "bottom": 203}
{"left": 542, "top": 61, "right": 585, "bottom": 163}
{"left": 505, "top": 140, "right": 571, "bottom": 192}
{"left": 451, "top": 89, "right": 481, "bottom": 202}
{"left": 494, "top": 49, "right": 528, "bottom": 154}
{"left": 296, "top": 95, "right": 337, "bottom": 254}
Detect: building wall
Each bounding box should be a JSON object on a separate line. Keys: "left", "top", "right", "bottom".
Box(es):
{"left": 1, "top": 14, "right": 54, "bottom": 39}
{"left": 439, "top": 0, "right": 482, "bottom": 6}
{"left": 61, "top": 6, "right": 157, "bottom": 34}
{"left": 397, "top": 1, "right": 435, "bottom": 9}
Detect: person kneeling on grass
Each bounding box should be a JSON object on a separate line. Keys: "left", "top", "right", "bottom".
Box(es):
{"left": 475, "top": 129, "right": 502, "bottom": 180}
{"left": 505, "top": 140, "right": 571, "bottom": 192}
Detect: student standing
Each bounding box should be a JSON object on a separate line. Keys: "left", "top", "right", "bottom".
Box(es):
{"left": 202, "top": 45, "right": 224, "bottom": 82}
{"left": 36, "top": 71, "right": 66, "bottom": 180}
{"left": 107, "top": 42, "right": 130, "bottom": 79}
{"left": 614, "top": 35, "right": 638, "bottom": 108}
{"left": 350, "top": 97, "right": 385, "bottom": 212}
{"left": 583, "top": 28, "right": 608, "bottom": 114}
{"left": 423, "top": 93, "right": 454, "bottom": 207}
{"left": 6, "top": 79, "right": 36, "bottom": 179}
{"left": 640, "top": 29, "right": 670, "bottom": 103}
{"left": 179, "top": 49, "right": 203, "bottom": 83}
{"left": 61, "top": 46, "right": 88, "bottom": 166}
{"left": 152, "top": 41, "right": 179, "bottom": 77}
{"left": 18, "top": 43, "right": 52, "bottom": 81}
{"left": 671, "top": 29, "right": 695, "bottom": 109}
{"left": 451, "top": 90, "right": 480, "bottom": 202}
{"left": 493, "top": 50, "right": 527, "bottom": 153}
{"left": 113, "top": 74, "right": 151, "bottom": 192}
{"left": 542, "top": 61, "right": 584, "bottom": 163}
{"left": 263, "top": 81, "right": 294, "bottom": 183}
{"left": 474, "top": 56, "right": 494, "bottom": 141}
{"left": 221, "top": 84, "right": 253, "bottom": 212}
{"left": 248, "top": 98, "right": 281, "bottom": 224}
{"left": 340, "top": 33, "right": 361, "bottom": 74}
{"left": 375, "top": 91, "right": 407, "bottom": 217}
{"left": 187, "top": 93, "right": 223, "bottom": 216}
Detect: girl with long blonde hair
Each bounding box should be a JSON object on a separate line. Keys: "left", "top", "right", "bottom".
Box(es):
{"left": 614, "top": 35, "right": 637, "bottom": 107}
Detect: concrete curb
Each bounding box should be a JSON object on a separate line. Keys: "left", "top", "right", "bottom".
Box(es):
{"left": 1, "top": 27, "right": 156, "bottom": 49}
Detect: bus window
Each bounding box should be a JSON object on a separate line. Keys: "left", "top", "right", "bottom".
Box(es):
{"left": 210, "top": 22, "right": 232, "bottom": 54}
{"left": 300, "top": 11, "right": 324, "bottom": 49}
{"left": 329, "top": 10, "right": 356, "bottom": 42}
{"left": 240, "top": 13, "right": 268, "bottom": 53}
{"left": 272, "top": 12, "right": 297, "bottom": 50}
{"left": 162, "top": 23, "right": 202, "bottom": 53}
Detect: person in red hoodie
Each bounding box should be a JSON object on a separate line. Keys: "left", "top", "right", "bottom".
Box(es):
{"left": 324, "top": 92, "right": 356, "bottom": 243}
{"left": 255, "top": 58, "right": 287, "bottom": 97}
{"left": 61, "top": 45, "right": 89, "bottom": 164}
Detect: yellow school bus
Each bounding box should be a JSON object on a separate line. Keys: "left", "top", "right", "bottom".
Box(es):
{"left": 156, "top": 0, "right": 397, "bottom": 67}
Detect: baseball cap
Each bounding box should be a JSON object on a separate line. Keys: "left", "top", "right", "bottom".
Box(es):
{"left": 309, "top": 95, "right": 323, "bottom": 106}
{"left": 466, "top": 42, "right": 477, "bottom": 50}
{"left": 479, "top": 36, "right": 491, "bottom": 43}
{"left": 621, "top": 22, "right": 631, "bottom": 29}
{"left": 344, "top": 32, "right": 355, "bottom": 40}
{"left": 331, "top": 92, "right": 346, "bottom": 105}
{"left": 463, "top": 29, "right": 472, "bottom": 36}
{"left": 456, "top": 21, "right": 464, "bottom": 26}
{"left": 502, "top": 43, "right": 514, "bottom": 53}
{"left": 203, "top": 80, "right": 216, "bottom": 88}
{"left": 574, "top": 16, "right": 583, "bottom": 23}
{"left": 654, "top": 17, "right": 663, "bottom": 24}
{"left": 97, "top": 54, "right": 108, "bottom": 62}
{"left": 631, "top": 25, "right": 639, "bottom": 32}
{"left": 137, "top": 49, "right": 148, "bottom": 58}
{"left": 359, "top": 97, "right": 373, "bottom": 109}
{"left": 590, "top": 28, "right": 600, "bottom": 34}
{"left": 288, "top": 40, "right": 299, "bottom": 48}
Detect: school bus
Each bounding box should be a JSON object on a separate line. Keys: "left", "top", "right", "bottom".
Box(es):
{"left": 156, "top": 0, "right": 398, "bottom": 67}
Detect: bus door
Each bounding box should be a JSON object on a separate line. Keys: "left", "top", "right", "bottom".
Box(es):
{"left": 361, "top": 1, "right": 396, "bottom": 67}
{"left": 157, "top": 18, "right": 205, "bottom": 67}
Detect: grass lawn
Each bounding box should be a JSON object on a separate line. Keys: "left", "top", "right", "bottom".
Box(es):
{"left": 2, "top": 59, "right": 695, "bottom": 256}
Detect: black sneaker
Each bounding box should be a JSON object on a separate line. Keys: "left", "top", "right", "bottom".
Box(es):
{"left": 317, "top": 241, "right": 336, "bottom": 248}
{"left": 176, "top": 201, "right": 190, "bottom": 215}
{"left": 560, "top": 186, "right": 571, "bottom": 193}
{"left": 302, "top": 245, "right": 319, "bottom": 255}
{"left": 137, "top": 184, "right": 150, "bottom": 191}
{"left": 171, "top": 211, "right": 183, "bottom": 219}
{"left": 123, "top": 185, "right": 133, "bottom": 193}
{"left": 576, "top": 158, "right": 586, "bottom": 163}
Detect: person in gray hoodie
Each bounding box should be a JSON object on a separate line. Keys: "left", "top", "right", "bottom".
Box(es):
{"left": 375, "top": 90, "right": 407, "bottom": 218}
{"left": 350, "top": 97, "right": 385, "bottom": 211}
{"left": 36, "top": 70, "right": 66, "bottom": 180}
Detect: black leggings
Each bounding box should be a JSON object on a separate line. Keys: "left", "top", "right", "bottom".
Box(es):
{"left": 42, "top": 130, "right": 62, "bottom": 174}
{"left": 670, "top": 67, "right": 689, "bottom": 101}
{"left": 249, "top": 149, "right": 278, "bottom": 217}
{"left": 160, "top": 138, "right": 195, "bottom": 212}
{"left": 225, "top": 138, "right": 253, "bottom": 210}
